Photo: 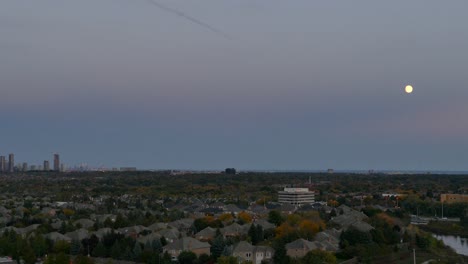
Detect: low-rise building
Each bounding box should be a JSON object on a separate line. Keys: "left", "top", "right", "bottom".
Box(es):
{"left": 278, "top": 188, "right": 315, "bottom": 206}
{"left": 163, "top": 237, "right": 210, "bottom": 258}
{"left": 231, "top": 241, "right": 274, "bottom": 264}
{"left": 441, "top": 194, "right": 468, "bottom": 204}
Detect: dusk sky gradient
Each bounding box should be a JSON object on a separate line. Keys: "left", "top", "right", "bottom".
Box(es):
{"left": 1, "top": 0, "right": 468, "bottom": 170}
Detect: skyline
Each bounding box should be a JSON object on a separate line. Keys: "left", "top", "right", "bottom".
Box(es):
{"left": 2, "top": 1, "right": 468, "bottom": 170}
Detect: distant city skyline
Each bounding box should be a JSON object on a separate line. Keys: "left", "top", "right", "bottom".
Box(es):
{"left": 0, "top": 152, "right": 63, "bottom": 172}
{"left": 1, "top": 1, "right": 468, "bottom": 171}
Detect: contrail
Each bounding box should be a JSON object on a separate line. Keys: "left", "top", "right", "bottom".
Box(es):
{"left": 147, "top": 0, "right": 231, "bottom": 40}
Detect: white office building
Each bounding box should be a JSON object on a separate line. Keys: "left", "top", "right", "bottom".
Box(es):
{"left": 278, "top": 188, "right": 315, "bottom": 206}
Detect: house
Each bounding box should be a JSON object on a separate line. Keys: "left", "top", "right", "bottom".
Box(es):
{"left": 223, "top": 204, "right": 242, "bottom": 215}
{"left": 330, "top": 206, "right": 373, "bottom": 232}
{"left": 279, "top": 203, "right": 296, "bottom": 214}
{"left": 313, "top": 229, "right": 341, "bottom": 252}
{"left": 157, "top": 228, "right": 182, "bottom": 243}
{"left": 92, "top": 227, "right": 114, "bottom": 240}
{"left": 248, "top": 204, "right": 269, "bottom": 216}
{"left": 137, "top": 232, "right": 162, "bottom": 244}
{"left": 194, "top": 227, "right": 217, "bottom": 241}
{"left": 91, "top": 214, "right": 117, "bottom": 223}
{"left": 285, "top": 239, "right": 322, "bottom": 258}
{"left": 0, "top": 257, "right": 15, "bottom": 264}
{"left": 117, "top": 225, "right": 149, "bottom": 238}
{"left": 73, "top": 218, "right": 95, "bottom": 229}
{"left": 45, "top": 232, "right": 72, "bottom": 243}
{"left": 168, "top": 218, "right": 194, "bottom": 233}
{"left": 41, "top": 207, "right": 56, "bottom": 217}
{"left": 221, "top": 223, "right": 250, "bottom": 238}
{"left": 64, "top": 228, "right": 89, "bottom": 241}
{"left": 163, "top": 237, "right": 210, "bottom": 258}
{"left": 147, "top": 222, "right": 167, "bottom": 231}
{"left": 231, "top": 241, "right": 274, "bottom": 264}
{"left": 253, "top": 219, "right": 275, "bottom": 231}
{"left": 50, "top": 220, "right": 63, "bottom": 230}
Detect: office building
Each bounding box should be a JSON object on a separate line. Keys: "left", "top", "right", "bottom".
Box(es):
{"left": 53, "top": 154, "right": 60, "bottom": 171}
{"left": 8, "top": 154, "right": 14, "bottom": 173}
{"left": 44, "top": 160, "right": 50, "bottom": 171}
{"left": 278, "top": 188, "right": 315, "bottom": 206}
{"left": 0, "top": 156, "right": 5, "bottom": 172}
{"left": 22, "top": 163, "right": 28, "bottom": 172}
{"left": 441, "top": 194, "right": 468, "bottom": 204}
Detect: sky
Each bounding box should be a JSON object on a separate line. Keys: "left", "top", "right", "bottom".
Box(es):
{"left": 1, "top": 0, "right": 468, "bottom": 171}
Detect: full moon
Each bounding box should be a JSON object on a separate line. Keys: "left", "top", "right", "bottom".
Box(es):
{"left": 405, "top": 85, "right": 413, "bottom": 94}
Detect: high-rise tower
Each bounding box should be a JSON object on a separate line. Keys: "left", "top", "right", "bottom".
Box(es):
{"left": 0, "top": 156, "right": 5, "bottom": 172}
{"left": 8, "top": 154, "right": 14, "bottom": 173}
{"left": 44, "top": 160, "right": 50, "bottom": 171}
{"left": 53, "top": 154, "right": 60, "bottom": 171}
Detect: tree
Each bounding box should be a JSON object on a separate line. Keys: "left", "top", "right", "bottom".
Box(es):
{"left": 70, "top": 239, "right": 82, "bottom": 255}
{"left": 21, "top": 245, "right": 36, "bottom": 264}
{"left": 301, "top": 250, "right": 337, "bottom": 264}
{"left": 133, "top": 242, "right": 143, "bottom": 261}
{"left": 45, "top": 253, "right": 70, "bottom": 264}
{"left": 152, "top": 239, "right": 163, "bottom": 253}
{"left": 160, "top": 236, "right": 168, "bottom": 246}
{"left": 340, "top": 227, "right": 372, "bottom": 247}
{"left": 238, "top": 211, "right": 252, "bottom": 224}
{"left": 217, "top": 256, "right": 238, "bottom": 264}
{"left": 53, "top": 240, "right": 71, "bottom": 254}
{"left": 32, "top": 234, "right": 47, "bottom": 257}
{"left": 193, "top": 218, "right": 209, "bottom": 233}
{"left": 219, "top": 213, "right": 234, "bottom": 223}
{"left": 268, "top": 211, "right": 284, "bottom": 226}
{"left": 110, "top": 241, "right": 122, "bottom": 259}
{"left": 92, "top": 242, "right": 107, "bottom": 258}
{"left": 248, "top": 224, "right": 258, "bottom": 245}
{"left": 178, "top": 251, "right": 197, "bottom": 264}
{"left": 298, "top": 220, "right": 320, "bottom": 239}
{"left": 144, "top": 241, "right": 153, "bottom": 253}
{"left": 272, "top": 239, "right": 289, "bottom": 264}
{"left": 197, "top": 254, "right": 211, "bottom": 264}
{"left": 82, "top": 235, "right": 99, "bottom": 257}
{"left": 62, "top": 208, "right": 75, "bottom": 219}
{"left": 211, "top": 235, "right": 226, "bottom": 259}
{"left": 74, "top": 255, "right": 95, "bottom": 264}
{"left": 257, "top": 224, "right": 264, "bottom": 242}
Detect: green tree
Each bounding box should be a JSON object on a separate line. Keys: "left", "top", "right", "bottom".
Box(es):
{"left": 340, "top": 227, "right": 372, "bottom": 247}
{"left": 152, "top": 239, "right": 163, "bottom": 253}
{"left": 268, "top": 210, "right": 284, "bottom": 226}
{"left": 32, "top": 234, "right": 47, "bottom": 257}
{"left": 133, "top": 242, "right": 143, "bottom": 261}
{"left": 178, "top": 251, "right": 197, "bottom": 264}
{"left": 256, "top": 225, "right": 264, "bottom": 244}
{"left": 21, "top": 245, "right": 36, "bottom": 264}
{"left": 210, "top": 235, "right": 226, "bottom": 259}
{"left": 74, "top": 255, "right": 94, "bottom": 264}
{"left": 53, "top": 240, "right": 71, "bottom": 254}
{"left": 45, "top": 253, "right": 70, "bottom": 264}
{"left": 92, "top": 242, "right": 107, "bottom": 257}
{"left": 110, "top": 241, "right": 122, "bottom": 259}
{"left": 248, "top": 224, "right": 258, "bottom": 245}
{"left": 70, "top": 239, "right": 82, "bottom": 255}
{"left": 272, "top": 239, "right": 290, "bottom": 264}
{"left": 217, "top": 256, "right": 238, "bottom": 264}
{"left": 197, "top": 254, "right": 211, "bottom": 264}
{"left": 301, "top": 250, "right": 337, "bottom": 264}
